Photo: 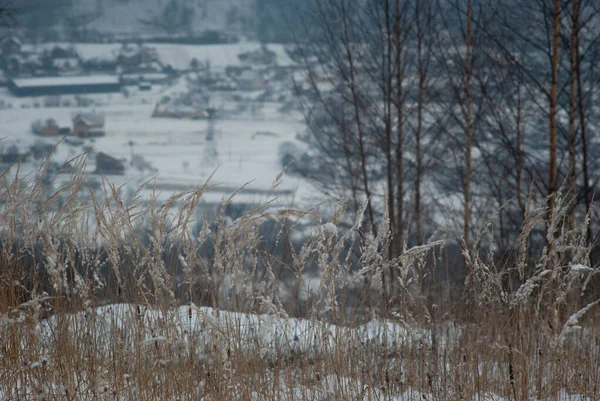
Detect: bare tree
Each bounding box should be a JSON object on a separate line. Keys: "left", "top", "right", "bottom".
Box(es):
{"left": 433, "top": 0, "right": 482, "bottom": 248}
{"left": 413, "top": 0, "right": 433, "bottom": 245}
{"left": 547, "top": 0, "right": 561, "bottom": 238}
{"left": 463, "top": 0, "right": 474, "bottom": 248}
{"left": 292, "top": 0, "right": 600, "bottom": 298}
{"left": 0, "top": 0, "right": 16, "bottom": 27}
{"left": 394, "top": 0, "right": 405, "bottom": 257}
{"left": 575, "top": 0, "right": 591, "bottom": 243}
{"left": 567, "top": 0, "right": 579, "bottom": 227}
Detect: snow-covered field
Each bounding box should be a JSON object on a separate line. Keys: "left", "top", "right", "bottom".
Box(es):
{"left": 35, "top": 303, "right": 428, "bottom": 360}
{"left": 24, "top": 42, "right": 296, "bottom": 71}
{"left": 3, "top": 301, "right": 595, "bottom": 401}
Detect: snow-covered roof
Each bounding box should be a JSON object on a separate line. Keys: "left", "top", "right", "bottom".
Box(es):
{"left": 6, "top": 54, "right": 24, "bottom": 63}
{"left": 11, "top": 75, "right": 119, "bottom": 88}
{"left": 1, "top": 36, "right": 22, "bottom": 47}
{"left": 119, "top": 44, "right": 140, "bottom": 57}
{"left": 122, "top": 72, "right": 168, "bottom": 81}
{"left": 52, "top": 58, "right": 80, "bottom": 69}
{"left": 238, "top": 69, "right": 262, "bottom": 81}
{"left": 168, "top": 105, "right": 197, "bottom": 114}
{"left": 24, "top": 54, "right": 41, "bottom": 64}
{"left": 73, "top": 112, "right": 105, "bottom": 127}
{"left": 25, "top": 42, "right": 296, "bottom": 71}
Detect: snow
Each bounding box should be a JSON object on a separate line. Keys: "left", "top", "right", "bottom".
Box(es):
{"left": 122, "top": 72, "right": 169, "bottom": 81}
{"left": 153, "top": 43, "right": 295, "bottom": 70}
{"left": 11, "top": 75, "right": 120, "bottom": 88}
{"left": 66, "top": 0, "right": 254, "bottom": 37}
{"left": 36, "top": 303, "right": 427, "bottom": 359}
{"left": 321, "top": 222, "right": 338, "bottom": 235}
{"left": 402, "top": 240, "right": 445, "bottom": 256}
{"left": 0, "top": 73, "right": 310, "bottom": 209}
{"left": 571, "top": 264, "right": 592, "bottom": 272}
{"left": 0, "top": 40, "right": 309, "bottom": 224}
{"left": 26, "top": 42, "right": 296, "bottom": 71}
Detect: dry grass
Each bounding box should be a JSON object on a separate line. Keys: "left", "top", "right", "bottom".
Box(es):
{"left": 0, "top": 155, "right": 598, "bottom": 400}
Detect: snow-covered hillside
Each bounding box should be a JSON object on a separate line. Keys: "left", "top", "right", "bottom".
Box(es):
{"left": 73, "top": 0, "right": 256, "bottom": 37}
{"left": 11, "top": 0, "right": 267, "bottom": 41}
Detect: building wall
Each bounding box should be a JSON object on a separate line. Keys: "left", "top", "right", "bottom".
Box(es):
{"left": 73, "top": 122, "right": 89, "bottom": 137}
{"left": 40, "top": 126, "right": 59, "bottom": 136}
{"left": 2, "top": 41, "right": 21, "bottom": 56}
{"left": 9, "top": 82, "right": 121, "bottom": 97}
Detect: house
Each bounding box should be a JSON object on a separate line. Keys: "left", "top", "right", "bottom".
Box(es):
{"left": 238, "top": 45, "right": 277, "bottom": 65}
{"left": 120, "top": 71, "right": 169, "bottom": 85}
{"left": 83, "top": 57, "right": 117, "bottom": 73}
{"left": 236, "top": 69, "right": 268, "bottom": 91}
{"left": 52, "top": 58, "right": 81, "bottom": 74}
{"left": 117, "top": 43, "right": 159, "bottom": 68}
{"left": 29, "top": 142, "right": 55, "bottom": 160}
{"left": 0, "top": 37, "right": 25, "bottom": 75}
{"left": 95, "top": 152, "right": 125, "bottom": 175}
{"left": 138, "top": 82, "right": 152, "bottom": 91}
{"left": 0, "top": 37, "right": 22, "bottom": 57}
{"left": 0, "top": 144, "right": 29, "bottom": 164}
{"left": 152, "top": 90, "right": 210, "bottom": 119}
{"left": 225, "top": 65, "right": 252, "bottom": 77}
{"left": 50, "top": 45, "right": 77, "bottom": 60}
{"left": 152, "top": 103, "right": 208, "bottom": 119}
{"left": 31, "top": 118, "right": 60, "bottom": 136}
{"left": 4, "top": 54, "right": 22, "bottom": 75}
{"left": 8, "top": 75, "right": 121, "bottom": 97}
{"left": 72, "top": 112, "right": 105, "bottom": 138}
{"left": 23, "top": 54, "right": 43, "bottom": 74}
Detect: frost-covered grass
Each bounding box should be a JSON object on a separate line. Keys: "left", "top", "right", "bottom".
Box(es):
{"left": 0, "top": 157, "right": 599, "bottom": 400}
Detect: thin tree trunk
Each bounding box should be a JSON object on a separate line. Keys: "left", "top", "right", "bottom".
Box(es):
{"left": 377, "top": 0, "right": 394, "bottom": 310}
{"left": 385, "top": 0, "right": 395, "bottom": 262}
{"left": 341, "top": 0, "right": 376, "bottom": 237}
{"left": 341, "top": 99, "right": 360, "bottom": 214}
{"left": 547, "top": 0, "right": 560, "bottom": 234}
{"left": 415, "top": 0, "right": 425, "bottom": 246}
{"left": 516, "top": 70, "right": 525, "bottom": 219}
{"left": 567, "top": 0, "right": 579, "bottom": 228}
{"left": 395, "top": 0, "right": 404, "bottom": 256}
{"left": 463, "top": 0, "right": 473, "bottom": 248}
{"left": 574, "top": 0, "right": 592, "bottom": 244}
{"left": 572, "top": 0, "right": 592, "bottom": 243}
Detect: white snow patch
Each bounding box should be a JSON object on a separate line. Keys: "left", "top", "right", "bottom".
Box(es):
{"left": 571, "top": 264, "right": 592, "bottom": 272}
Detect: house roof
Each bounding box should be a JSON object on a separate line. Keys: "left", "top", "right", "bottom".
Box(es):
{"left": 50, "top": 45, "right": 76, "bottom": 55}
{"left": 119, "top": 44, "right": 139, "bottom": 57}
{"left": 238, "top": 69, "right": 261, "bottom": 81}
{"left": 52, "top": 58, "right": 80, "bottom": 69}
{"left": 1, "top": 36, "right": 22, "bottom": 47}
{"left": 72, "top": 112, "right": 105, "bottom": 127}
{"left": 238, "top": 46, "right": 277, "bottom": 64}
{"left": 7, "top": 54, "right": 24, "bottom": 64}
{"left": 25, "top": 54, "right": 41, "bottom": 64}
{"left": 119, "top": 44, "right": 156, "bottom": 58}
{"left": 164, "top": 104, "right": 197, "bottom": 114}
{"left": 43, "top": 118, "right": 59, "bottom": 127}
{"left": 121, "top": 72, "right": 168, "bottom": 82}
{"left": 12, "top": 75, "right": 119, "bottom": 88}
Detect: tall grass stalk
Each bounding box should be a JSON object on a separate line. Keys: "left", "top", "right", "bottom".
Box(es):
{"left": 0, "top": 157, "right": 598, "bottom": 400}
